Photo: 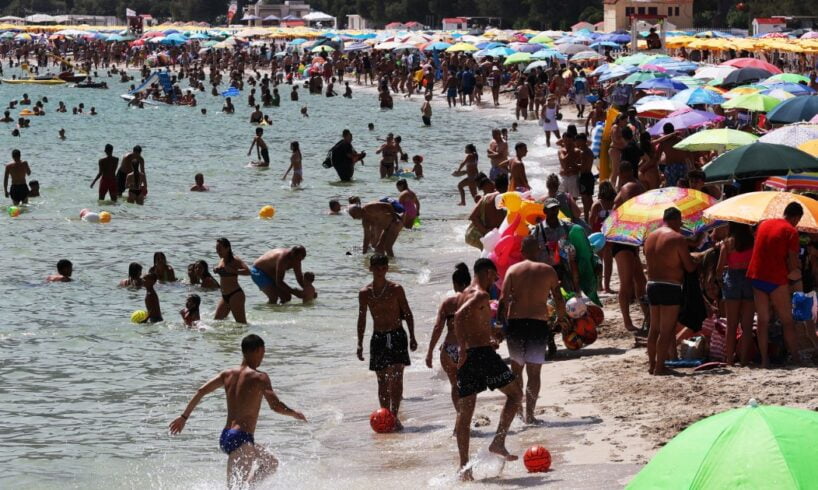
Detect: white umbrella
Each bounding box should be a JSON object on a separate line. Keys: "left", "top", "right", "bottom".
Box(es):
{"left": 525, "top": 60, "right": 549, "bottom": 73}
{"left": 557, "top": 43, "right": 587, "bottom": 55}
{"left": 759, "top": 123, "right": 818, "bottom": 148}
{"left": 303, "top": 11, "right": 334, "bottom": 22}
{"left": 693, "top": 65, "right": 737, "bottom": 80}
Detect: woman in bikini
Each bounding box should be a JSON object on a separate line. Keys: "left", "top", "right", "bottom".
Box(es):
{"left": 609, "top": 115, "right": 627, "bottom": 187}
{"left": 195, "top": 260, "right": 220, "bottom": 290}
{"left": 376, "top": 133, "right": 398, "bottom": 178}
{"left": 213, "top": 237, "right": 250, "bottom": 324}
{"left": 425, "top": 262, "right": 471, "bottom": 415}
{"left": 589, "top": 181, "right": 617, "bottom": 293}
{"left": 150, "top": 252, "right": 177, "bottom": 282}
{"left": 281, "top": 141, "right": 303, "bottom": 188}
{"left": 125, "top": 164, "right": 146, "bottom": 205}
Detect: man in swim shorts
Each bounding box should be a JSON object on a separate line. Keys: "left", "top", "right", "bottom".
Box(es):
{"left": 4, "top": 148, "right": 31, "bottom": 205}
{"left": 746, "top": 202, "right": 804, "bottom": 367}
{"left": 348, "top": 201, "right": 403, "bottom": 257}
{"left": 499, "top": 236, "right": 567, "bottom": 424}
{"left": 454, "top": 258, "right": 522, "bottom": 480}
{"left": 357, "top": 253, "right": 417, "bottom": 431}
{"left": 248, "top": 127, "right": 269, "bottom": 166}
{"left": 644, "top": 207, "right": 698, "bottom": 375}
{"left": 250, "top": 246, "right": 307, "bottom": 304}
{"left": 169, "top": 334, "right": 306, "bottom": 489}
{"left": 90, "top": 144, "right": 118, "bottom": 202}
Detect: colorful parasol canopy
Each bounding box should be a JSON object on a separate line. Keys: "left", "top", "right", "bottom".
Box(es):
{"left": 763, "top": 172, "right": 818, "bottom": 192}
{"left": 798, "top": 139, "right": 818, "bottom": 157}
{"left": 703, "top": 142, "right": 818, "bottom": 181}
{"left": 704, "top": 191, "right": 818, "bottom": 232}
{"left": 671, "top": 87, "right": 725, "bottom": 106}
{"left": 721, "top": 57, "right": 782, "bottom": 74}
{"left": 627, "top": 403, "right": 818, "bottom": 490}
{"left": 648, "top": 108, "right": 724, "bottom": 136}
{"left": 759, "top": 123, "right": 818, "bottom": 147}
{"left": 721, "top": 93, "right": 782, "bottom": 112}
{"left": 673, "top": 128, "right": 759, "bottom": 152}
{"left": 602, "top": 187, "right": 717, "bottom": 246}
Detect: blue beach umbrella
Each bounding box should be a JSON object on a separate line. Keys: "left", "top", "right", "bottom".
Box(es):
{"left": 672, "top": 87, "right": 726, "bottom": 105}
{"left": 487, "top": 46, "right": 516, "bottom": 57}
{"left": 762, "top": 83, "right": 816, "bottom": 96}
{"left": 531, "top": 48, "right": 566, "bottom": 60}
{"left": 637, "top": 78, "right": 689, "bottom": 91}
{"left": 289, "top": 38, "right": 307, "bottom": 45}
{"left": 767, "top": 96, "right": 818, "bottom": 124}
{"left": 425, "top": 41, "right": 451, "bottom": 51}
{"left": 590, "top": 41, "right": 620, "bottom": 49}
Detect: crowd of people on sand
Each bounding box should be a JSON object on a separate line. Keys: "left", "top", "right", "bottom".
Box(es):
{"left": 6, "top": 36, "right": 818, "bottom": 487}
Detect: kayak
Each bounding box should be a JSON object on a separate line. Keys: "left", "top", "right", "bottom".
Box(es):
{"left": 3, "top": 78, "right": 66, "bottom": 85}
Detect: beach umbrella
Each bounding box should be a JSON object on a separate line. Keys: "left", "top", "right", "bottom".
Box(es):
{"left": 722, "top": 68, "right": 774, "bottom": 86}
{"left": 673, "top": 129, "right": 759, "bottom": 152}
{"left": 571, "top": 50, "right": 605, "bottom": 62}
{"left": 721, "top": 57, "right": 782, "bottom": 74}
{"left": 671, "top": 87, "right": 725, "bottom": 105}
{"left": 722, "top": 93, "right": 781, "bottom": 112}
{"left": 446, "top": 42, "right": 477, "bottom": 53}
{"left": 524, "top": 61, "right": 549, "bottom": 73}
{"left": 424, "top": 41, "right": 451, "bottom": 51}
{"left": 766, "top": 96, "right": 818, "bottom": 124}
{"left": 503, "top": 52, "right": 532, "bottom": 65}
{"left": 648, "top": 109, "right": 724, "bottom": 136}
{"left": 759, "top": 123, "right": 818, "bottom": 147}
{"left": 509, "top": 42, "right": 545, "bottom": 53}
{"left": 486, "top": 46, "right": 516, "bottom": 57}
{"left": 531, "top": 48, "right": 566, "bottom": 60}
{"left": 590, "top": 41, "right": 620, "bottom": 50}
{"left": 702, "top": 142, "right": 818, "bottom": 182}
{"left": 599, "top": 33, "right": 630, "bottom": 43}
{"left": 704, "top": 193, "right": 818, "bottom": 232}
{"left": 636, "top": 99, "right": 689, "bottom": 118}
{"left": 597, "top": 65, "right": 636, "bottom": 82}
{"left": 694, "top": 65, "right": 736, "bottom": 80}
{"left": 671, "top": 76, "right": 708, "bottom": 88}
{"left": 627, "top": 403, "right": 818, "bottom": 490}
{"left": 528, "top": 33, "right": 554, "bottom": 44}
{"left": 289, "top": 38, "right": 307, "bottom": 45}
{"left": 723, "top": 85, "right": 763, "bottom": 99}
{"left": 160, "top": 33, "right": 187, "bottom": 46}
{"left": 761, "top": 82, "right": 816, "bottom": 96}
{"left": 602, "top": 187, "right": 716, "bottom": 246}
{"left": 106, "top": 33, "right": 127, "bottom": 42}
{"left": 263, "top": 15, "right": 280, "bottom": 21}
{"left": 476, "top": 41, "right": 505, "bottom": 49}
{"left": 636, "top": 78, "right": 688, "bottom": 91}
{"left": 799, "top": 139, "right": 818, "bottom": 157}
{"left": 764, "top": 172, "right": 818, "bottom": 192}
{"left": 761, "top": 89, "right": 797, "bottom": 101}
{"left": 188, "top": 32, "right": 210, "bottom": 40}
{"left": 623, "top": 71, "right": 669, "bottom": 85}
{"left": 764, "top": 73, "right": 810, "bottom": 84}
{"left": 343, "top": 42, "right": 370, "bottom": 52}
{"left": 311, "top": 45, "right": 334, "bottom": 53}
{"left": 556, "top": 43, "right": 586, "bottom": 55}
{"left": 14, "top": 33, "right": 31, "bottom": 41}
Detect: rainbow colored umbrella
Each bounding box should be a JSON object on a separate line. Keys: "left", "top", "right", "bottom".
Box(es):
{"left": 704, "top": 191, "right": 818, "bottom": 233}
{"left": 602, "top": 187, "right": 717, "bottom": 245}
{"left": 763, "top": 172, "right": 818, "bottom": 192}
{"left": 627, "top": 403, "right": 818, "bottom": 490}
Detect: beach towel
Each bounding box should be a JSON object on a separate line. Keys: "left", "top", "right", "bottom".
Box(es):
{"left": 591, "top": 121, "right": 603, "bottom": 158}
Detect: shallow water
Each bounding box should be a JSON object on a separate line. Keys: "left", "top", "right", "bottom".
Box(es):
{"left": 0, "top": 69, "right": 619, "bottom": 488}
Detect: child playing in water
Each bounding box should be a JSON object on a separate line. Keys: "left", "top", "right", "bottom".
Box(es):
{"left": 180, "top": 294, "right": 201, "bottom": 327}
{"left": 300, "top": 106, "right": 309, "bottom": 117}
{"left": 453, "top": 144, "right": 479, "bottom": 206}
{"left": 328, "top": 200, "right": 342, "bottom": 215}
{"left": 28, "top": 180, "right": 39, "bottom": 197}
{"left": 397, "top": 179, "right": 420, "bottom": 229}
{"left": 46, "top": 259, "right": 73, "bottom": 282}
{"left": 300, "top": 272, "right": 317, "bottom": 303}
{"left": 411, "top": 155, "right": 424, "bottom": 179}
{"left": 143, "top": 272, "right": 163, "bottom": 323}
{"left": 281, "top": 141, "right": 303, "bottom": 188}
{"left": 248, "top": 127, "right": 269, "bottom": 167}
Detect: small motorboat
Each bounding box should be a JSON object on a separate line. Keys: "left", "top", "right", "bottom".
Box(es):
{"left": 59, "top": 71, "right": 91, "bottom": 83}
{"left": 2, "top": 77, "right": 66, "bottom": 85}
{"left": 74, "top": 81, "right": 108, "bottom": 89}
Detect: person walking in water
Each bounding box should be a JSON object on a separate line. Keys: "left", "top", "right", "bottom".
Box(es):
{"left": 169, "top": 334, "right": 306, "bottom": 489}
{"left": 4, "top": 149, "right": 31, "bottom": 205}
{"left": 357, "top": 253, "right": 417, "bottom": 431}
{"left": 90, "top": 143, "right": 118, "bottom": 202}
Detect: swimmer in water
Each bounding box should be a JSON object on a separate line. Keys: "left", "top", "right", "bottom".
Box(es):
{"left": 299, "top": 272, "right": 317, "bottom": 303}
{"left": 149, "top": 252, "right": 177, "bottom": 282}
{"left": 300, "top": 106, "right": 309, "bottom": 117}
{"left": 46, "top": 259, "right": 73, "bottom": 282}
{"left": 411, "top": 155, "right": 424, "bottom": 179}
{"left": 58, "top": 128, "right": 65, "bottom": 140}
{"left": 143, "top": 272, "right": 163, "bottom": 323}
{"left": 169, "top": 334, "right": 307, "bottom": 489}
{"left": 248, "top": 127, "right": 269, "bottom": 167}
{"left": 119, "top": 262, "right": 144, "bottom": 289}
{"left": 4, "top": 149, "right": 31, "bottom": 205}
{"left": 28, "top": 180, "right": 39, "bottom": 198}
{"left": 190, "top": 173, "right": 209, "bottom": 192}
{"left": 281, "top": 141, "right": 303, "bottom": 188}
{"left": 328, "top": 199, "right": 342, "bottom": 215}
{"left": 368, "top": 123, "right": 375, "bottom": 131}
{"left": 180, "top": 294, "right": 201, "bottom": 327}
{"left": 195, "top": 260, "right": 220, "bottom": 290}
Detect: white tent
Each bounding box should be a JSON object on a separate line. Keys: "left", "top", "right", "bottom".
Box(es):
{"left": 25, "top": 14, "right": 57, "bottom": 23}
{"left": 0, "top": 15, "right": 24, "bottom": 23}
{"left": 303, "top": 11, "right": 334, "bottom": 21}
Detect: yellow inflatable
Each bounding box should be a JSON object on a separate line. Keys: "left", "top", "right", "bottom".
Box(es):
{"left": 496, "top": 192, "right": 547, "bottom": 236}
{"left": 598, "top": 107, "right": 620, "bottom": 182}
{"left": 19, "top": 109, "right": 36, "bottom": 116}
{"left": 131, "top": 310, "right": 148, "bottom": 323}
{"left": 258, "top": 205, "right": 276, "bottom": 219}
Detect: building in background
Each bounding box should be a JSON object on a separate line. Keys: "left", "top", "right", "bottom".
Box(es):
{"left": 603, "top": 0, "right": 693, "bottom": 31}
{"left": 346, "top": 14, "right": 368, "bottom": 30}
{"left": 442, "top": 17, "right": 468, "bottom": 30}
{"left": 752, "top": 18, "right": 787, "bottom": 36}
{"left": 243, "top": 0, "right": 312, "bottom": 25}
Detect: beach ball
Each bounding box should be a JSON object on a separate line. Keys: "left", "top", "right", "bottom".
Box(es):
{"left": 130, "top": 310, "right": 148, "bottom": 324}
{"left": 83, "top": 212, "right": 100, "bottom": 223}
{"left": 588, "top": 232, "right": 606, "bottom": 253}
{"left": 99, "top": 211, "right": 112, "bottom": 223}
{"left": 8, "top": 206, "right": 20, "bottom": 217}
{"left": 587, "top": 303, "right": 605, "bottom": 326}
{"left": 574, "top": 316, "right": 598, "bottom": 346}
{"left": 562, "top": 329, "right": 584, "bottom": 350}
{"left": 565, "top": 297, "right": 587, "bottom": 319}
{"left": 370, "top": 408, "right": 396, "bottom": 433}
{"left": 79, "top": 208, "right": 90, "bottom": 219}
{"left": 258, "top": 205, "right": 276, "bottom": 219}
{"left": 523, "top": 445, "right": 552, "bottom": 473}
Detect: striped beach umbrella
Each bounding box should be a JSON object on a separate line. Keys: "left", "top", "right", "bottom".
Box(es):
{"left": 602, "top": 187, "right": 717, "bottom": 246}
{"left": 763, "top": 172, "right": 818, "bottom": 192}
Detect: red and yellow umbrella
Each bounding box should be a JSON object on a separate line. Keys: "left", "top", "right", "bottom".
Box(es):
{"left": 704, "top": 191, "right": 818, "bottom": 232}
{"left": 602, "top": 187, "right": 717, "bottom": 246}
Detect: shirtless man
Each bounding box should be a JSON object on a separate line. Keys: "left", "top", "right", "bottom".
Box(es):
{"left": 143, "top": 272, "right": 163, "bottom": 323}
{"left": 348, "top": 201, "right": 403, "bottom": 257}
{"left": 466, "top": 174, "right": 508, "bottom": 250}
{"left": 249, "top": 104, "right": 263, "bottom": 123}
{"left": 585, "top": 100, "right": 606, "bottom": 134}
{"left": 117, "top": 146, "right": 145, "bottom": 196}
{"left": 612, "top": 160, "right": 649, "bottom": 333}
{"left": 190, "top": 173, "right": 209, "bottom": 192}
{"left": 504, "top": 142, "right": 530, "bottom": 192}
{"left": 486, "top": 128, "right": 508, "bottom": 180}
{"left": 90, "top": 144, "right": 119, "bottom": 202}
{"left": 644, "top": 208, "right": 697, "bottom": 375}
{"left": 515, "top": 82, "right": 530, "bottom": 121}
{"left": 443, "top": 73, "right": 458, "bottom": 107}
{"left": 499, "top": 237, "right": 567, "bottom": 424}
{"left": 4, "top": 149, "right": 31, "bottom": 205}
{"left": 558, "top": 133, "right": 581, "bottom": 198}
{"left": 169, "top": 334, "right": 306, "bottom": 489}
{"left": 250, "top": 246, "right": 307, "bottom": 304}
{"left": 357, "top": 254, "right": 417, "bottom": 431}
{"left": 46, "top": 259, "right": 73, "bottom": 282}
{"left": 454, "top": 258, "right": 522, "bottom": 480}
{"left": 655, "top": 123, "right": 691, "bottom": 187}
{"left": 576, "top": 133, "right": 595, "bottom": 222}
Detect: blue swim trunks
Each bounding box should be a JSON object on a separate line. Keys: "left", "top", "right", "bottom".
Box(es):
{"left": 250, "top": 265, "right": 274, "bottom": 289}
{"left": 220, "top": 428, "right": 254, "bottom": 454}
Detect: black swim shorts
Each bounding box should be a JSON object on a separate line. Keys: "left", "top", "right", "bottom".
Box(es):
{"left": 369, "top": 328, "right": 410, "bottom": 372}
{"left": 646, "top": 281, "right": 683, "bottom": 306}
{"left": 457, "top": 346, "right": 515, "bottom": 398}
{"left": 579, "top": 172, "right": 595, "bottom": 196}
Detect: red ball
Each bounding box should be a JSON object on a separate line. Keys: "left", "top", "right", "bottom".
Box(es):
{"left": 587, "top": 304, "right": 605, "bottom": 326}
{"left": 575, "top": 316, "right": 598, "bottom": 346}
{"left": 370, "top": 408, "right": 396, "bottom": 433}
{"left": 524, "top": 445, "right": 552, "bottom": 472}
{"left": 562, "top": 329, "right": 584, "bottom": 350}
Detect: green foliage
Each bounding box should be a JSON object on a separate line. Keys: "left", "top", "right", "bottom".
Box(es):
{"left": 578, "top": 6, "right": 602, "bottom": 24}
{"left": 726, "top": 8, "right": 749, "bottom": 29}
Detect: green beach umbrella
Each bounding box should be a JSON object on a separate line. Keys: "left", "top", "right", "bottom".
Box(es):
{"left": 528, "top": 33, "right": 554, "bottom": 44}
{"left": 703, "top": 142, "right": 818, "bottom": 181}
{"left": 764, "top": 73, "right": 809, "bottom": 84}
{"left": 674, "top": 128, "right": 759, "bottom": 152}
{"left": 311, "top": 45, "right": 335, "bottom": 53}
{"left": 503, "top": 52, "right": 532, "bottom": 65}
{"left": 622, "top": 70, "right": 669, "bottom": 85}
{"left": 722, "top": 93, "right": 782, "bottom": 112}
{"left": 628, "top": 402, "right": 818, "bottom": 490}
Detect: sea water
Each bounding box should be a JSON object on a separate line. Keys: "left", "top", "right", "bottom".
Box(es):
{"left": 0, "top": 71, "right": 581, "bottom": 488}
